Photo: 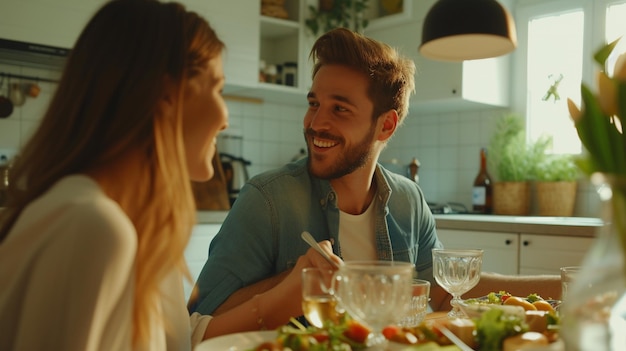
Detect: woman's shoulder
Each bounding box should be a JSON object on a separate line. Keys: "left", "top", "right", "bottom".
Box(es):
{"left": 16, "top": 175, "right": 136, "bottom": 250}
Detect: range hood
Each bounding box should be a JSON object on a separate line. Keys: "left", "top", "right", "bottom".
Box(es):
{"left": 0, "top": 38, "right": 69, "bottom": 70}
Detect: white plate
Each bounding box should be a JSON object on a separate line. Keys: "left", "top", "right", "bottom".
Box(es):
{"left": 195, "top": 330, "right": 412, "bottom": 351}
{"left": 195, "top": 330, "right": 276, "bottom": 351}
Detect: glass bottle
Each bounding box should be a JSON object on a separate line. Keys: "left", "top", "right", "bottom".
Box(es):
{"left": 472, "top": 148, "right": 493, "bottom": 214}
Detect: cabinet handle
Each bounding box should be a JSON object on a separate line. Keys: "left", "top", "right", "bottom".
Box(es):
{"left": 523, "top": 240, "right": 530, "bottom": 246}
{"left": 505, "top": 239, "right": 512, "bottom": 245}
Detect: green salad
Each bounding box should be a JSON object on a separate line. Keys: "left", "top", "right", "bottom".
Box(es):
{"left": 248, "top": 317, "right": 370, "bottom": 351}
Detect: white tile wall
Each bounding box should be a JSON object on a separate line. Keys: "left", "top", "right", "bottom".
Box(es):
{"left": 382, "top": 107, "right": 600, "bottom": 217}
{"left": 0, "top": 63, "right": 61, "bottom": 150}
{"left": 0, "top": 60, "right": 600, "bottom": 218}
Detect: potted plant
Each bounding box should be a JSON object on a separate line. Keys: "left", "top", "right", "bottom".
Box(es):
{"left": 305, "top": 0, "right": 370, "bottom": 36}
{"left": 534, "top": 153, "right": 580, "bottom": 216}
{"left": 488, "top": 114, "right": 550, "bottom": 215}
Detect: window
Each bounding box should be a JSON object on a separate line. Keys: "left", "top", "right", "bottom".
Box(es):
{"left": 605, "top": 2, "right": 626, "bottom": 75}
{"left": 516, "top": 0, "right": 626, "bottom": 155}
{"left": 527, "top": 9, "right": 584, "bottom": 154}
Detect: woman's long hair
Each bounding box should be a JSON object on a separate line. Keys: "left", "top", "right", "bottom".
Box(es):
{"left": 0, "top": 0, "right": 224, "bottom": 346}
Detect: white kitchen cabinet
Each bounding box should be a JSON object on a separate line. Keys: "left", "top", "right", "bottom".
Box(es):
{"left": 364, "top": 0, "right": 511, "bottom": 113}
{"left": 0, "top": 0, "right": 103, "bottom": 48}
{"left": 437, "top": 229, "right": 519, "bottom": 275}
{"left": 519, "top": 233, "right": 594, "bottom": 275}
{"left": 436, "top": 228, "right": 593, "bottom": 276}
{"left": 185, "top": 0, "right": 260, "bottom": 91}
{"left": 183, "top": 223, "right": 221, "bottom": 301}
{"left": 190, "top": 0, "right": 310, "bottom": 104}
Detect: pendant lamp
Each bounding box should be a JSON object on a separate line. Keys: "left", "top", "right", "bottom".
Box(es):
{"left": 419, "top": 0, "right": 517, "bottom": 62}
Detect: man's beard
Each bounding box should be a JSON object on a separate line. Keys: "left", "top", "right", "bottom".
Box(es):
{"left": 304, "top": 124, "right": 377, "bottom": 180}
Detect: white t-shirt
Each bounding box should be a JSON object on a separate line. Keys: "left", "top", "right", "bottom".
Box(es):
{"left": 0, "top": 175, "right": 211, "bottom": 351}
{"left": 338, "top": 199, "right": 377, "bottom": 261}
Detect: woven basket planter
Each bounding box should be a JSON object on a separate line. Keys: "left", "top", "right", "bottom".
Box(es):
{"left": 535, "top": 181, "right": 577, "bottom": 216}
{"left": 493, "top": 181, "right": 531, "bottom": 215}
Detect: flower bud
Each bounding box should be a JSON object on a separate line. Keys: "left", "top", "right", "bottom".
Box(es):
{"left": 597, "top": 71, "right": 618, "bottom": 116}
{"left": 614, "top": 52, "right": 626, "bottom": 81}
{"left": 567, "top": 98, "right": 582, "bottom": 122}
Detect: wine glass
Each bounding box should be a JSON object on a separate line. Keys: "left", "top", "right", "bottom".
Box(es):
{"left": 332, "top": 261, "right": 414, "bottom": 350}
{"left": 301, "top": 267, "right": 344, "bottom": 328}
{"left": 432, "top": 249, "right": 483, "bottom": 318}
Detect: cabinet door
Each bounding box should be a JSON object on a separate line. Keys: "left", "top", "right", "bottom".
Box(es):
{"left": 0, "top": 0, "right": 102, "bottom": 48}
{"left": 437, "top": 229, "right": 519, "bottom": 275}
{"left": 519, "top": 234, "right": 594, "bottom": 275}
{"left": 183, "top": 224, "right": 221, "bottom": 301}
{"left": 185, "top": 0, "right": 259, "bottom": 89}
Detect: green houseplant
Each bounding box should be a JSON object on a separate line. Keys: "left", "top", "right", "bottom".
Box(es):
{"left": 534, "top": 154, "right": 580, "bottom": 216}
{"left": 488, "top": 114, "right": 550, "bottom": 215}
{"left": 305, "top": 0, "right": 370, "bottom": 36}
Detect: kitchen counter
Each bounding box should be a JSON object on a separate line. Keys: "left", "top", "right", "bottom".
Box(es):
{"left": 433, "top": 214, "right": 604, "bottom": 237}
{"left": 196, "top": 211, "right": 604, "bottom": 237}
{"left": 196, "top": 211, "right": 228, "bottom": 224}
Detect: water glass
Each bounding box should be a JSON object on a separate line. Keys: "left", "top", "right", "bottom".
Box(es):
{"left": 398, "top": 279, "right": 431, "bottom": 327}
{"left": 560, "top": 266, "right": 581, "bottom": 301}
{"left": 302, "top": 267, "right": 343, "bottom": 328}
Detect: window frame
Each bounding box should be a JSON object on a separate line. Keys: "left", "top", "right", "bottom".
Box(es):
{"left": 512, "top": 0, "right": 598, "bottom": 155}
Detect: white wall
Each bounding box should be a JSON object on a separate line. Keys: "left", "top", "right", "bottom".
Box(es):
{"left": 382, "top": 108, "right": 600, "bottom": 217}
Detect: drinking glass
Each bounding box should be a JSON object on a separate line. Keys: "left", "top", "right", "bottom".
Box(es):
{"left": 432, "top": 249, "right": 483, "bottom": 318}
{"left": 398, "top": 278, "right": 431, "bottom": 327}
{"left": 332, "top": 261, "right": 414, "bottom": 349}
{"left": 301, "top": 267, "right": 344, "bottom": 328}
{"left": 560, "top": 266, "right": 581, "bottom": 302}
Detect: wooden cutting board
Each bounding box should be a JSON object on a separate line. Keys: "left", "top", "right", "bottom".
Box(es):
{"left": 191, "top": 150, "right": 231, "bottom": 211}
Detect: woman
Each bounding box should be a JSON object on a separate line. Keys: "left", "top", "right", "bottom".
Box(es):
{"left": 0, "top": 1, "right": 338, "bottom": 350}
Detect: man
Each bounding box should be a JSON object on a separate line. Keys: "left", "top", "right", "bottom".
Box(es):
{"left": 188, "top": 28, "right": 560, "bottom": 328}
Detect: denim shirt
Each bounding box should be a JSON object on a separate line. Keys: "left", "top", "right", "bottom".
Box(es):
{"left": 189, "top": 158, "right": 442, "bottom": 315}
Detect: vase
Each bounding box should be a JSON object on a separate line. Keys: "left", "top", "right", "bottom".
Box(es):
{"left": 560, "top": 173, "right": 626, "bottom": 351}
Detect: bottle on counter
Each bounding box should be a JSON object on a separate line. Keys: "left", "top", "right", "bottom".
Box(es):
{"left": 408, "top": 157, "right": 420, "bottom": 183}
{"left": 472, "top": 148, "right": 493, "bottom": 214}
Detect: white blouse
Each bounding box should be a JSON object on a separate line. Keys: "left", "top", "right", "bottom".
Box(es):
{"left": 0, "top": 175, "right": 211, "bottom": 351}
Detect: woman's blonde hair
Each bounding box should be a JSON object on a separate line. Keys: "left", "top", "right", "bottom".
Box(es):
{"left": 0, "top": 0, "right": 224, "bottom": 346}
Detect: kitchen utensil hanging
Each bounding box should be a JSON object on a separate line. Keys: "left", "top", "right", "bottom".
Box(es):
{"left": 9, "top": 81, "right": 25, "bottom": 107}
{"left": 0, "top": 75, "right": 14, "bottom": 118}
{"left": 27, "top": 81, "right": 41, "bottom": 98}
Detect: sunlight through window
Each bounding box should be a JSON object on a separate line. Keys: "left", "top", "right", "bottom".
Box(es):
{"left": 527, "top": 10, "right": 584, "bottom": 155}
{"left": 605, "top": 2, "right": 626, "bottom": 75}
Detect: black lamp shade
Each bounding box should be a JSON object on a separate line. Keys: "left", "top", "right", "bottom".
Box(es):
{"left": 420, "top": 0, "right": 518, "bottom": 62}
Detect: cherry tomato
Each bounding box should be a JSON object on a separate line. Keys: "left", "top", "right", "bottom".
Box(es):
{"left": 311, "top": 332, "right": 330, "bottom": 343}
{"left": 382, "top": 325, "right": 401, "bottom": 340}
{"left": 343, "top": 320, "right": 371, "bottom": 344}
{"left": 254, "top": 341, "right": 281, "bottom": 351}
{"left": 501, "top": 295, "right": 511, "bottom": 303}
